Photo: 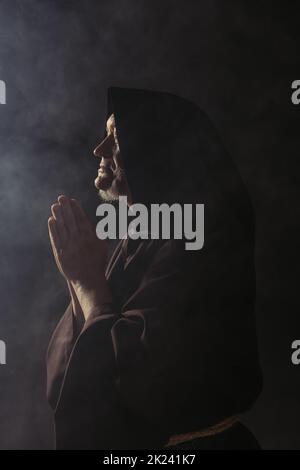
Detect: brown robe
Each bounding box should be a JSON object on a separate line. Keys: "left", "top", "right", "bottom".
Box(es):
{"left": 47, "top": 236, "right": 262, "bottom": 449}
{"left": 46, "top": 87, "right": 262, "bottom": 449}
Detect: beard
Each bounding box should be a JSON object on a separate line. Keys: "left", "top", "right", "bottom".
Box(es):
{"left": 96, "top": 167, "right": 128, "bottom": 202}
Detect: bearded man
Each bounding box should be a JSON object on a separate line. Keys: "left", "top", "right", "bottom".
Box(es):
{"left": 46, "top": 87, "right": 262, "bottom": 450}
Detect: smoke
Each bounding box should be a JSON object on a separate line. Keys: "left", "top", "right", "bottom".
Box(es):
{"left": 0, "top": 0, "right": 299, "bottom": 449}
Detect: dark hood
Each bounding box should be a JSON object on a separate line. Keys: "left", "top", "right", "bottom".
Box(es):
{"left": 107, "top": 87, "right": 261, "bottom": 404}
{"left": 106, "top": 86, "right": 254, "bottom": 239}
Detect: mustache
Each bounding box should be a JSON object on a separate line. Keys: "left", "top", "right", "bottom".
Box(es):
{"left": 98, "top": 165, "right": 114, "bottom": 177}
{"left": 99, "top": 164, "right": 125, "bottom": 179}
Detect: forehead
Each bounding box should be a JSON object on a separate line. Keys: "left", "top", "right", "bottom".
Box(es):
{"left": 106, "top": 113, "right": 115, "bottom": 133}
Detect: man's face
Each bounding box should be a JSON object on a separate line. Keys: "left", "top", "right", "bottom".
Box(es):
{"left": 93, "top": 114, "right": 128, "bottom": 202}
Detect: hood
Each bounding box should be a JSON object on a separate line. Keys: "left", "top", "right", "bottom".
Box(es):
{"left": 106, "top": 86, "right": 254, "bottom": 240}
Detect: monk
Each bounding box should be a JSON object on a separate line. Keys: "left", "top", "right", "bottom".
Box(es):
{"left": 47, "top": 88, "right": 262, "bottom": 449}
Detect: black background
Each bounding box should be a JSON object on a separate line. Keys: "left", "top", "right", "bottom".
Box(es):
{"left": 0, "top": 1, "right": 299, "bottom": 449}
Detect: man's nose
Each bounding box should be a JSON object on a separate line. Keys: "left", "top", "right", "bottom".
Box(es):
{"left": 93, "top": 133, "right": 115, "bottom": 159}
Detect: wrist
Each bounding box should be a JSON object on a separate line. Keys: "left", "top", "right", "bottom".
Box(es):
{"left": 70, "top": 275, "right": 113, "bottom": 320}
{"left": 67, "top": 280, "right": 83, "bottom": 314}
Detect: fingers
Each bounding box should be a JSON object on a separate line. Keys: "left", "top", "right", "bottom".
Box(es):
{"left": 48, "top": 216, "right": 61, "bottom": 251}
{"left": 58, "top": 195, "right": 78, "bottom": 237}
{"left": 70, "top": 198, "right": 92, "bottom": 233}
{"left": 51, "top": 202, "right": 68, "bottom": 245}
{"left": 49, "top": 195, "right": 90, "bottom": 245}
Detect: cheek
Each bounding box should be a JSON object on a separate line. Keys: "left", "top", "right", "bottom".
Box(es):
{"left": 113, "top": 151, "right": 123, "bottom": 170}
{"left": 111, "top": 157, "right": 117, "bottom": 171}
{"left": 114, "top": 151, "right": 124, "bottom": 170}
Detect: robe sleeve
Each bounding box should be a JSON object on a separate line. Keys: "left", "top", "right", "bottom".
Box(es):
{"left": 46, "top": 240, "right": 252, "bottom": 449}
{"left": 46, "top": 303, "right": 82, "bottom": 409}
{"left": 46, "top": 242, "right": 192, "bottom": 443}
